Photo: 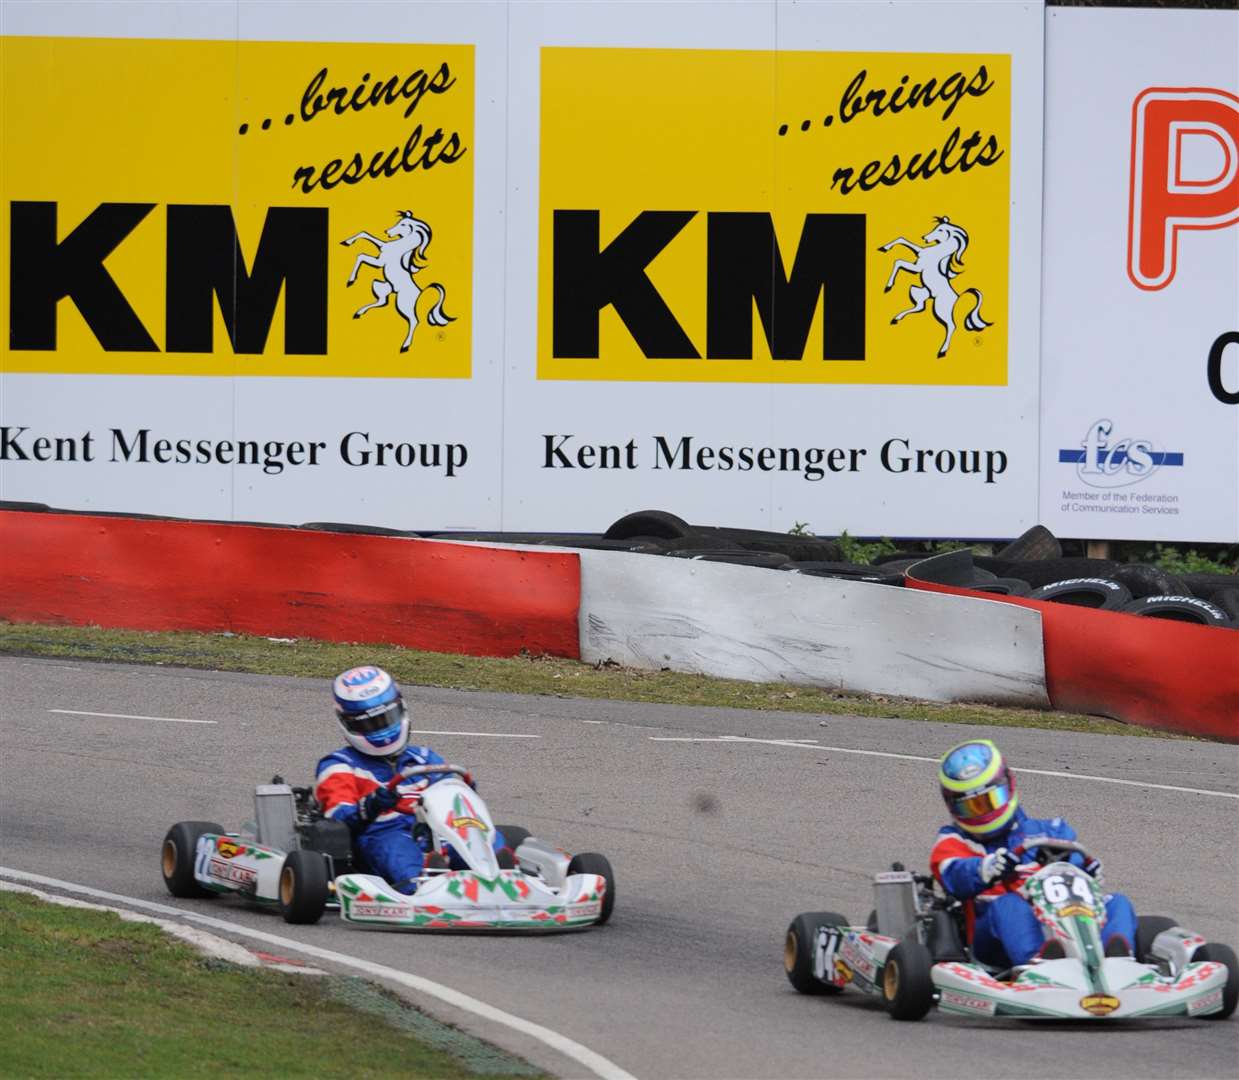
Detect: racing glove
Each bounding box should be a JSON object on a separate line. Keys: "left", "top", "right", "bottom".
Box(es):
{"left": 356, "top": 784, "right": 399, "bottom": 826}
{"left": 1082, "top": 856, "right": 1104, "bottom": 885}
{"left": 980, "top": 847, "right": 1019, "bottom": 884}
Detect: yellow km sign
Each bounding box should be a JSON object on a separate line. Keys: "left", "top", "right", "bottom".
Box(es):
{"left": 538, "top": 47, "right": 1011, "bottom": 386}
{"left": 1, "top": 36, "right": 474, "bottom": 379}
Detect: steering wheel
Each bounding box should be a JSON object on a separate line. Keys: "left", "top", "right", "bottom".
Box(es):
{"left": 398, "top": 763, "right": 470, "bottom": 780}
{"left": 1018, "top": 836, "right": 1096, "bottom": 867}
{"left": 386, "top": 763, "right": 475, "bottom": 794}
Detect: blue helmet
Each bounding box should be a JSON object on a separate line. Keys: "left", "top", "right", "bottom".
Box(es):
{"left": 939, "top": 739, "right": 1019, "bottom": 835}
{"left": 332, "top": 666, "right": 409, "bottom": 757}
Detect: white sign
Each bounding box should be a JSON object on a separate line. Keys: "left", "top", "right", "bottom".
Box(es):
{"left": 0, "top": 1, "right": 1045, "bottom": 536}
{"left": 1039, "top": 6, "right": 1239, "bottom": 542}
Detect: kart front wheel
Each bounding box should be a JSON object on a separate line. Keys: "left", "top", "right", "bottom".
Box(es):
{"left": 784, "top": 912, "right": 846, "bottom": 995}
{"left": 494, "top": 824, "right": 531, "bottom": 850}
{"left": 881, "top": 941, "right": 935, "bottom": 1021}
{"left": 567, "top": 852, "right": 615, "bottom": 925}
{"left": 161, "top": 821, "right": 225, "bottom": 899}
{"left": 1195, "top": 943, "right": 1238, "bottom": 1020}
{"left": 279, "top": 850, "right": 330, "bottom": 925}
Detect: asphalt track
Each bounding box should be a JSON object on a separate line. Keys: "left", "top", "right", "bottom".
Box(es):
{"left": 2, "top": 657, "right": 1236, "bottom": 1080}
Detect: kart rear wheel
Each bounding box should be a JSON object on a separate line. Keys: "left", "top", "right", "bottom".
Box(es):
{"left": 161, "top": 821, "right": 225, "bottom": 899}
{"left": 279, "top": 849, "right": 330, "bottom": 925}
{"left": 1195, "top": 943, "right": 1238, "bottom": 1020}
{"left": 784, "top": 912, "right": 846, "bottom": 995}
{"left": 1135, "top": 915, "right": 1178, "bottom": 963}
{"left": 567, "top": 852, "right": 615, "bottom": 925}
{"left": 881, "top": 942, "right": 935, "bottom": 1021}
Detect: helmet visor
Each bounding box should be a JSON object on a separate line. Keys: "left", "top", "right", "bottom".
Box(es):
{"left": 948, "top": 781, "right": 1012, "bottom": 821}
{"left": 338, "top": 699, "right": 406, "bottom": 735}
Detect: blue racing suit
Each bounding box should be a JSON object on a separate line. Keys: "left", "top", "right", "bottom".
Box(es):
{"left": 315, "top": 743, "right": 507, "bottom": 894}
{"left": 930, "top": 807, "right": 1137, "bottom": 967}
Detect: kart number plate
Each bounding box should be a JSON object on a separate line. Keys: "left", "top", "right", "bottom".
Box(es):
{"left": 814, "top": 927, "right": 845, "bottom": 985}
{"left": 1042, "top": 872, "right": 1093, "bottom": 907}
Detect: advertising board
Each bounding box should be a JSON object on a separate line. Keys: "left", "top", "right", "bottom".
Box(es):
{"left": 1, "top": 1, "right": 1045, "bottom": 535}
{"left": 1, "top": 2, "right": 505, "bottom": 527}
{"left": 1040, "top": 6, "right": 1239, "bottom": 542}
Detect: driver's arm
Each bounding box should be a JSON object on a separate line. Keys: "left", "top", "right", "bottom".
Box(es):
{"left": 931, "top": 832, "right": 989, "bottom": 898}
{"left": 315, "top": 753, "right": 365, "bottom": 831}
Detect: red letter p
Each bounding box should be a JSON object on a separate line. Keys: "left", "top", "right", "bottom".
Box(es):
{"left": 1128, "top": 88, "right": 1239, "bottom": 290}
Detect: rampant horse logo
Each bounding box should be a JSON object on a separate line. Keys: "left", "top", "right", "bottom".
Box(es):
{"left": 341, "top": 210, "right": 455, "bottom": 352}
{"left": 880, "top": 216, "right": 991, "bottom": 357}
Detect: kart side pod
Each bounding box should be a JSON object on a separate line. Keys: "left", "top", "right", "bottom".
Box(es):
{"left": 512, "top": 837, "right": 572, "bottom": 889}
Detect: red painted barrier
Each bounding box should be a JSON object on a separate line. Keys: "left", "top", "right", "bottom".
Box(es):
{"left": 0, "top": 511, "right": 581, "bottom": 659}
{"left": 906, "top": 554, "right": 1238, "bottom": 742}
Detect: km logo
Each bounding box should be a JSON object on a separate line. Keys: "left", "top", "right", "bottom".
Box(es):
{"left": 8, "top": 202, "right": 328, "bottom": 354}
{"left": 552, "top": 210, "right": 866, "bottom": 361}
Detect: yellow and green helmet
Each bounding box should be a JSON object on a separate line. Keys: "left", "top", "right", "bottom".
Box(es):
{"left": 938, "top": 739, "right": 1019, "bottom": 835}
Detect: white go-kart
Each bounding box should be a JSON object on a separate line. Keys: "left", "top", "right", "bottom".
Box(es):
{"left": 161, "top": 765, "right": 614, "bottom": 931}
{"left": 785, "top": 839, "right": 1235, "bottom": 1021}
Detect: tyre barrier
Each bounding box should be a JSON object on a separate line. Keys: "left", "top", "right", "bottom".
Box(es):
{"left": 976, "top": 556, "right": 1122, "bottom": 589}
{"left": 668, "top": 549, "right": 790, "bottom": 568}
{"left": 1213, "top": 589, "right": 1239, "bottom": 623}
{"left": 994, "top": 524, "right": 1062, "bottom": 562}
{"left": 1121, "top": 595, "right": 1232, "bottom": 627}
{"left": 964, "top": 577, "right": 1032, "bottom": 598}
{"left": 1026, "top": 578, "right": 1133, "bottom": 610}
{"left": 906, "top": 549, "right": 1239, "bottom": 741}
{"left": 1109, "top": 563, "right": 1189, "bottom": 600}
{"left": 1180, "top": 573, "right": 1239, "bottom": 602}
{"left": 779, "top": 561, "right": 906, "bottom": 586}
{"left": 602, "top": 509, "right": 695, "bottom": 541}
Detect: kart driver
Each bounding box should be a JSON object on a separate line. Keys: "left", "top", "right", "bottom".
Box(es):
{"left": 931, "top": 738, "right": 1137, "bottom": 969}
{"left": 314, "top": 665, "right": 508, "bottom": 894}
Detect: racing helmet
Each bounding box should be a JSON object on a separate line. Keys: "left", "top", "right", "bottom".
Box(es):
{"left": 332, "top": 666, "right": 409, "bottom": 757}
{"left": 938, "top": 738, "right": 1018, "bottom": 835}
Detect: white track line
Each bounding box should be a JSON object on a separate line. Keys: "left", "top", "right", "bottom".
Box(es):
{"left": 49, "top": 708, "right": 215, "bottom": 725}
{"left": 0, "top": 867, "right": 636, "bottom": 1080}
{"left": 415, "top": 730, "right": 540, "bottom": 739}
{"left": 650, "top": 735, "right": 1238, "bottom": 799}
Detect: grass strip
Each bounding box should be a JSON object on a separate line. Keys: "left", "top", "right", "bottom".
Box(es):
{"left": 0, "top": 890, "right": 544, "bottom": 1080}
{"left": 0, "top": 621, "right": 1178, "bottom": 739}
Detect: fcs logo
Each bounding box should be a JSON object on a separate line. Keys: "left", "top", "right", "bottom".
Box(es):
{"left": 342, "top": 210, "right": 455, "bottom": 353}
{"left": 1059, "top": 419, "right": 1184, "bottom": 489}
{"left": 880, "top": 215, "right": 991, "bottom": 358}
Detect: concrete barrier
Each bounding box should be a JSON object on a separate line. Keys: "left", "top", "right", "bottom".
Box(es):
{"left": 577, "top": 550, "right": 1049, "bottom": 706}
{"left": 0, "top": 510, "right": 581, "bottom": 659}
{"left": 907, "top": 550, "right": 1239, "bottom": 741}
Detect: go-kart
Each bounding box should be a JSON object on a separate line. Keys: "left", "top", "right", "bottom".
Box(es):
{"left": 784, "top": 839, "right": 1236, "bottom": 1021}
{"left": 160, "top": 764, "right": 614, "bottom": 931}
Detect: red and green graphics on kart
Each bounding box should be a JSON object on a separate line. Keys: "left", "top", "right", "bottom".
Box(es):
{"left": 446, "top": 791, "right": 489, "bottom": 843}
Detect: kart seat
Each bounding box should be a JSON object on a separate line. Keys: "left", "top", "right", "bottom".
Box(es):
{"left": 927, "top": 909, "right": 968, "bottom": 962}
{"left": 298, "top": 818, "right": 355, "bottom": 874}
